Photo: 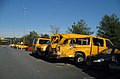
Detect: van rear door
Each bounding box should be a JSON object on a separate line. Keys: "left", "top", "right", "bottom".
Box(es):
{"left": 91, "top": 38, "right": 107, "bottom": 55}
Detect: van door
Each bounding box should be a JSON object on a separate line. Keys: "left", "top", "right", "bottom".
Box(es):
{"left": 91, "top": 38, "right": 106, "bottom": 55}
{"left": 60, "top": 39, "right": 75, "bottom": 58}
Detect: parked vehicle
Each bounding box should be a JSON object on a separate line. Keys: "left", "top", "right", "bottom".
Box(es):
{"left": 47, "top": 34, "right": 113, "bottom": 64}
{"left": 109, "top": 47, "right": 120, "bottom": 71}
{"left": 32, "top": 38, "right": 50, "bottom": 54}
{"left": 86, "top": 47, "right": 120, "bottom": 71}
{"left": 14, "top": 44, "right": 19, "bottom": 48}
{"left": 86, "top": 48, "right": 113, "bottom": 66}
{"left": 9, "top": 44, "right": 15, "bottom": 48}
{"left": 0, "top": 38, "right": 8, "bottom": 45}
{"left": 17, "top": 44, "right": 28, "bottom": 50}
{"left": 36, "top": 38, "right": 50, "bottom": 56}
{"left": 27, "top": 46, "right": 33, "bottom": 51}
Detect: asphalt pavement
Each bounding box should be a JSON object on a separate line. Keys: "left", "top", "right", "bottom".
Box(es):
{"left": 0, "top": 46, "right": 120, "bottom": 79}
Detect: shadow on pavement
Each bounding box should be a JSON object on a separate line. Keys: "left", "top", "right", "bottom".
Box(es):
{"left": 29, "top": 52, "right": 79, "bottom": 66}
{"left": 29, "top": 52, "right": 120, "bottom": 79}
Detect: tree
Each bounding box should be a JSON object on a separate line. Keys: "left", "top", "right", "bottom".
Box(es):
{"left": 97, "top": 14, "right": 120, "bottom": 46}
{"left": 23, "top": 31, "right": 39, "bottom": 46}
{"left": 40, "top": 33, "right": 49, "bottom": 38}
{"left": 50, "top": 25, "right": 60, "bottom": 34}
{"left": 66, "top": 20, "right": 93, "bottom": 35}
{"left": 42, "top": 34, "right": 49, "bottom": 38}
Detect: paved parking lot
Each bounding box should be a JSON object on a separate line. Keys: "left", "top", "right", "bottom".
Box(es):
{"left": 0, "top": 46, "right": 119, "bottom": 79}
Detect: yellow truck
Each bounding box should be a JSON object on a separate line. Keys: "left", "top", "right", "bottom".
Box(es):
{"left": 47, "top": 34, "right": 113, "bottom": 64}
{"left": 32, "top": 38, "right": 50, "bottom": 55}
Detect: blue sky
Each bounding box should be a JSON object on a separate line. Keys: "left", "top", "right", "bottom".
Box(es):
{"left": 0, "top": 0, "right": 120, "bottom": 38}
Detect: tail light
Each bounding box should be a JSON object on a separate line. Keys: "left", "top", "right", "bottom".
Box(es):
{"left": 36, "top": 41, "right": 39, "bottom": 44}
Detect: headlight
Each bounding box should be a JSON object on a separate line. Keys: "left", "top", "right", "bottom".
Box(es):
{"left": 93, "top": 58, "right": 105, "bottom": 62}
{"left": 43, "top": 46, "right": 47, "bottom": 51}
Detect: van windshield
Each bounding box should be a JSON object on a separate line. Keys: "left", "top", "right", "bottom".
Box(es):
{"left": 39, "top": 40, "right": 50, "bottom": 44}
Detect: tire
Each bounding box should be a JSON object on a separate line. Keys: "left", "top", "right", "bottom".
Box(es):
{"left": 75, "top": 53, "right": 85, "bottom": 65}
{"left": 34, "top": 51, "right": 38, "bottom": 56}
{"left": 86, "top": 57, "right": 92, "bottom": 66}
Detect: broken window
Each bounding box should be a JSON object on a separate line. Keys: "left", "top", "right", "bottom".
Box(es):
{"left": 93, "top": 38, "right": 104, "bottom": 47}
{"left": 76, "top": 38, "right": 90, "bottom": 45}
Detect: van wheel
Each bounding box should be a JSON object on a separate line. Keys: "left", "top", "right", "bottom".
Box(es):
{"left": 75, "top": 53, "right": 85, "bottom": 65}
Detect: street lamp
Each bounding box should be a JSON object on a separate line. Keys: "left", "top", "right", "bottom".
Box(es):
{"left": 22, "top": 8, "right": 26, "bottom": 44}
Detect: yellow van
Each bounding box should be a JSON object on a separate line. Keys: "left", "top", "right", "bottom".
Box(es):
{"left": 47, "top": 34, "right": 113, "bottom": 64}
{"left": 36, "top": 38, "right": 50, "bottom": 56}
{"left": 32, "top": 38, "right": 50, "bottom": 54}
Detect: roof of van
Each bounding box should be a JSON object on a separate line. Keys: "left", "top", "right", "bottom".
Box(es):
{"left": 51, "top": 34, "right": 110, "bottom": 40}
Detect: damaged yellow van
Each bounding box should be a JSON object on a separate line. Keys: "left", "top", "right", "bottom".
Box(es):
{"left": 47, "top": 34, "right": 113, "bottom": 64}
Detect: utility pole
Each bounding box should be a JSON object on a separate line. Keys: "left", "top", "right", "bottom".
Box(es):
{"left": 22, "top": 8, "right": 26, "bottom": 44}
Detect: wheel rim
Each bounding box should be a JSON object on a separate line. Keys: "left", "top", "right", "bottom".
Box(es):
{"left": 77, "top": 57, "right": 84, "bottom": 63}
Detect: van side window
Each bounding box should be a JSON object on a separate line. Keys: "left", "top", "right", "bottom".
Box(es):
{"left": 39, "top": 40, "right": 50, "bottom": 44}
{"left": 63, "top": 39, "right": 68, "bottom": 44}
{"left": 93, "top": 38, "right": 104, "bottom": 47}
{"left": 70, "top": 39, "right": 76, "bottom": 44}
{"left": 76, "top": 38, "right": 90, "bottom": 45}
{"left": 106, "top": 40, "right": 113, "bottom": 48}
